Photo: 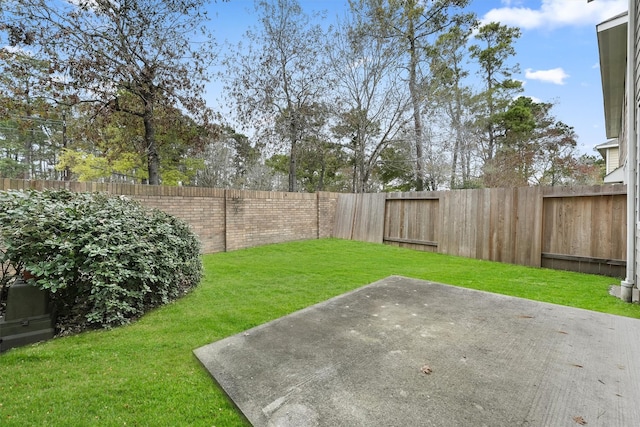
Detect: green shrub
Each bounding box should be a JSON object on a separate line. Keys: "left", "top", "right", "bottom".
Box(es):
{"left": 0, "top": 189, "right": 202, "bottom": 333}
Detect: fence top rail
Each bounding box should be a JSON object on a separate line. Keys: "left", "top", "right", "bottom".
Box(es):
{"left": 385, "top": 191, "right": 444, "bottom": 199}
{"left": 542, "top": 189, "right": 626, "bottom": 198}
{"left": 379, "top": 185, "right": 626, "bottom": 200}
{"left": 385, "top": 196, "right": 441, "bottom": 201}
{"left": 542, "top": 184, "right": 626, "bottom": 198}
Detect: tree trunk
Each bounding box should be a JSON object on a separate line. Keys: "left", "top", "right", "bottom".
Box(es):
{"left": 62, "top": 111, "right": 70, "bottom": 181}
{"left": 288, "top": 110, "right": 298, "bottom": 192}
{"left": 143, "top": 102, "right": 160, "bottom": 185}
{"left": 24, "top": 83, "right": 33, "bottom": 180}
{"left": 288, "top": 141, "right": 297, "bottom": 192}
{"left": 352, "top": 161, "right": 357, "bottom": 193}
{"left": 408, "top": 30, "right": 424, "bottom": 192}
{"left": 486, "top": 70, "right": 495, "bottom": 162}
{"left": 359, "top": 133, "right": 366, "bottom": 193}
{"left": 317, "top": 154, "right": 325, "bottom": 192}
{"left": 450, "top": 86, "right": 463, "bottom": 189}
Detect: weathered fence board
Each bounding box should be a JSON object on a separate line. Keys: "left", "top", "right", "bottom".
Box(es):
{"left": 514, "top": 186, "right": 543, "bottom": 267}
{"left": 540, "top": 185, "right": 626, "bottom": 276}
{"left": 351, "top": 193, "right": 386, "bottom": 243}
{"left": 384, "top": 195, "right": 439, "bottom": 252}
{"left": 333, "top": 194, "right": 358, "bottom": 239}
{"left": 334, "top": 193, "right": 386, "bottom": 243}
{"left": 434, "top": 187, "right": 542, "bottom": 267}
{"left": 340, "top": 185, "right": 626, "bottom": 276}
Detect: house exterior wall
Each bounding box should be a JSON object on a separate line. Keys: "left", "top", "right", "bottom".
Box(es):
{"left": 594, "top": 1, "right": 638, "bottom": 300}
{"left": 620, "top": 87, "right": 629, "bottom": 165}
{"left": 621, "top": 96, "right": 629, "bottom": 163}
{"left": 608, "top": 146, "right": 620, "bottom": 173}
{"left": 634, "top": 0, "right": 640, "bottom": 293}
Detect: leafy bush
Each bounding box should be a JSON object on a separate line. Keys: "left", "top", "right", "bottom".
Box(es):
{"left": 0, "top": 189, "right": 202, "bottom": 333}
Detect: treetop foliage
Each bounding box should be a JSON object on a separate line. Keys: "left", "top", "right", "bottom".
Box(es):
{"left": 2, "top": 0, "right": 220, "bottom": 185}
{"left": 0, "top": 0, "right": 603, "bottom": 190}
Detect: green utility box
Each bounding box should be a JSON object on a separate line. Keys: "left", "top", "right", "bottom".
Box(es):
{"left": 0, "top": 279, "right": 55, "bottom": 353}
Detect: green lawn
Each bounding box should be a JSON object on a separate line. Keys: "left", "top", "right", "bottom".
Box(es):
{"left": 1, "top": 239, "right": 637, "bottom": 426}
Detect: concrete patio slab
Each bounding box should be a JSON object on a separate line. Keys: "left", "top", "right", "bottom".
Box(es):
{"left": 194, "top": 276, "right": 640, "bottom": 426}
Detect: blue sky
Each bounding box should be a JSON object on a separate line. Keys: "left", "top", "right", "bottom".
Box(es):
{"left": 207, "top": 0, "right": 628, "bottom": 157}
{"left": 473, "top": 0, "right": 627, "bottom": 156}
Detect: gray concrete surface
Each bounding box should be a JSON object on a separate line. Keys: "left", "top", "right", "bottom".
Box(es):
{"left": 194, "top": 276, "right": 640, "bottom": 426}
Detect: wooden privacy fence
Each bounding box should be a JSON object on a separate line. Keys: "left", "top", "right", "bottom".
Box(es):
{"left": 334, "top": 185, "right": 627, "bottom": 277}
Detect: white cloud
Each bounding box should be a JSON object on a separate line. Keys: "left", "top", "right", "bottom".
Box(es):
{"left": 525, "top": 67, "right": 570, "bottom": 85}
{"left": 482, "top": 0, "right": 627, "bottom": 30}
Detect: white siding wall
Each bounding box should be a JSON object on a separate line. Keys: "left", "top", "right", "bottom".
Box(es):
{"left": 634, "top": 0, "right": 640, "bottom": 290}
{"left": 608, "top": 147, "right": 620, "bottom": 173}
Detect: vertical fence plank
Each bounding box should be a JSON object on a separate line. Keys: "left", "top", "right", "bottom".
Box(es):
{"left": 351, "top": 193, "right": 386, "bottom": 243}
{"left": 480, "top": 189, "right": 490, "bottom": 258}
{"left": 438, "top": 191, "right": 454, "bottom": 255}
{"left": 514, "top": 186, "right": 543, "bottom": 267}
{"left": 333, "top": 194, "right": 357, "bottom": 239}
{"left": 612, "top": 194, "right": 627, "bottom": 260}
{"left": 489, "top": 187, "right": 513, "bottom": 263}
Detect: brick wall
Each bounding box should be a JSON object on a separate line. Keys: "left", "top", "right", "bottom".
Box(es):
{"left": 132, "top": 194, "right": 226, "bottom": 254}
{"left": 318, "top": 192, "right": 338, "bottom": 239}
{"left": 0, "top": 179, "right": 340, "bottom": 254}
{"left": 225, "top": 190, "right": 319, "bottom": 251}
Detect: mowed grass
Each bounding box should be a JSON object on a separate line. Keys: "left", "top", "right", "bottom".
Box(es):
{"left": 1, "top": 238, "right": 638, "bottom": 426}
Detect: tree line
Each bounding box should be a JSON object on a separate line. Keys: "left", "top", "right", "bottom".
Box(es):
{"left": 0, "top": 0, "right": 603, "bottom": 191}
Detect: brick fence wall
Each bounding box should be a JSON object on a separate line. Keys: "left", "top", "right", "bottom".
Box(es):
{"left": 134, "top": 192, "right": 226, "bottom": 253}
{"left": 0, "top": 179, "right": 340, "bottom": 254}
{"left": 318, "top": 191, "right": 338, "bottom": 239}
{"left": 224, "top": 190, "right": 320, "bottom": 251}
